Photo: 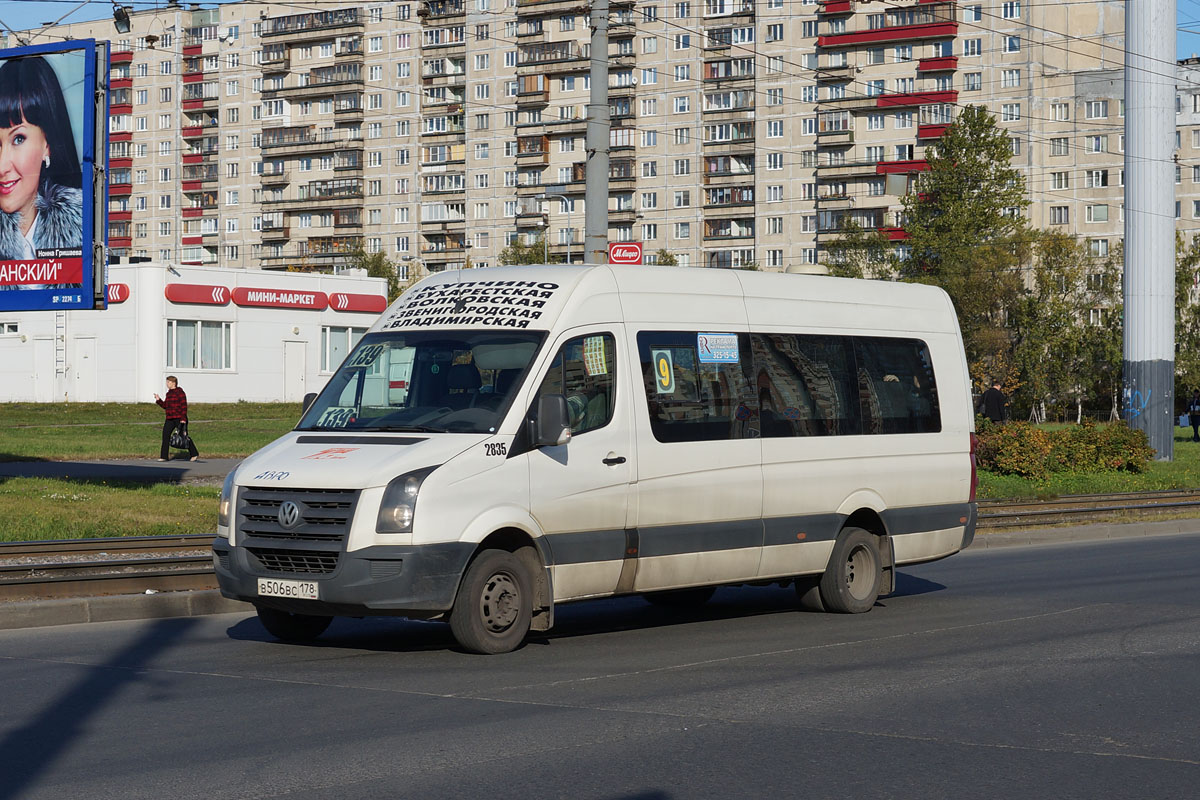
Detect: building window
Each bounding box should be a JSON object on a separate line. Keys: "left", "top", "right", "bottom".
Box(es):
{"left": 964, "top": 73, "right": 982, "bottom": 92}
{"left": 1086, "top": 100, "right": 1108, "bottom": 119}
{"left": 166, "top": 320, "right": 233, "bottom": 370}
{"left": 1086, "top": 204, "right": 1109, "bottom": 223}
{"left": 1049, "top": 206, "right": 1069, "bottom": 225}
{"left": 321, "top": 327, "right": 367, "bottom": 372}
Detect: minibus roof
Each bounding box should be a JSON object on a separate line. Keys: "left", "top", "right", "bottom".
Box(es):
{"left": 371, "top": 265, "right": 957, "bottom": 336}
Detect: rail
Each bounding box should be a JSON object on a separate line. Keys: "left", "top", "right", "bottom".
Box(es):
{"left": 4, "top": 491, "right": 1200, "bottom": 600}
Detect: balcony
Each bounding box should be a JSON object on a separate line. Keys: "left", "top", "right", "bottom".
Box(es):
{"left": 422, "top": 0, "right": 466, "bottom": 19}
{"left": 261, "top": 126, "right": 364, "bottom": 157}
{"left": 917, "top": 56, "right": 958, "bottom": 72}
{"left": 263, "top": 8, "right": 364, "bottom": 40}
{"left": 108, "top": 182, "right": 132, "bottom": 197}
{"left": 182, "top": 205, "right": 217, "bottom": 218}
{"left": 817, "top": 0, "right": 853, "bottom": 13}
{"left": 816, "top": 160, "right": 879, "bottom": 178}
{"left": 110, "top": 49, "right": 133, "bottom": 64}
{"left": 875, "top": 159, "right": 930, "bottom": 174}
{"left": 260, "top": 169, "right": 291, "bottom": 185}
{"left": 815, "top": 64, "right": 855, "bottom": 82}
{"left": 267, "top": 66, "right": 364, "bottom": 100}
{"left": 875, "top": 90, "right": 958, "bottom": 109}
{"left": 514, "top": 0, "right": 591, "bottom": 13}
{"left": 818, "top": 94, "right": 879, "bottom": 111}
{"left": 261, "top": 225, "right": 291, "bottom": 241}
{"left": 917, "top": 124, "right": 949, "bottom": 139}
{"left": 816, "top": 129, "right": 854, "bottom": 146}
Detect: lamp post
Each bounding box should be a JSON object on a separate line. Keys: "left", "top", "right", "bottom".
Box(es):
{"left": 539, "top": 193, "right": 571, "bottom": 264}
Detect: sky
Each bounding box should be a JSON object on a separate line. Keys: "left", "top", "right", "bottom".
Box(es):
{"left": 4, "top": 1, "right": 1200, "bottom": 59}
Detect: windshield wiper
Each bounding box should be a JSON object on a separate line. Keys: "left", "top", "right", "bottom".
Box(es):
{"left": 359, "top": 424, "right": 450, "bottom": 433}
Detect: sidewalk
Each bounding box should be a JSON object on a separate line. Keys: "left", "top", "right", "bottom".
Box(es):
{"left": 0, "top": 457, "right": 242, "bottom": 483}
{"left": 2, "top": 517, "right": 1198, "bottom": 632}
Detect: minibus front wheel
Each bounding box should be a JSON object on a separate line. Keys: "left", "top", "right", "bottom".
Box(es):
{"left": 449, "top": 549, "right": 534, "bottom": 654}
{"left": 819, "top": 528, "right": 882, "bottom": 614}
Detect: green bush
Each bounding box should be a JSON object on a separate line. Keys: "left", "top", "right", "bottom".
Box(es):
{"left": 976, "top": 420, "right": 1154, "bottom": 480}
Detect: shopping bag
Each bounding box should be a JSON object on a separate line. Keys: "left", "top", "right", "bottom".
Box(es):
{"left": 1181, "top": 415, "right": 1190, "bottom": 428}
{"left": 169, "top": 422, "right": 193, "bottom": 450}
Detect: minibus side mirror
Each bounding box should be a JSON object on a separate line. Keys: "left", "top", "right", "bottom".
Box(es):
{"left": 302, "top": 392, "right": 318, "bottom": 415}
{"left": 534, "top": 394, "right": 572, "bottom": 447}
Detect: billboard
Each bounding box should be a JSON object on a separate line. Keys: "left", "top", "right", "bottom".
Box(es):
{"left": 608, "top": 242, "right": 643, "bottom": 265}
{"left": 0, "top": 40, "right": 107, "bottom": 312}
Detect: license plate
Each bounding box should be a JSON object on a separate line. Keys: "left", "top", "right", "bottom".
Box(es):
{"left": 257, "top": 577, "right": 319, "bottom": 600}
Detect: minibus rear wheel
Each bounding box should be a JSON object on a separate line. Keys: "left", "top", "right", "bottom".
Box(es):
{"left": 819, "top": 528, "right": 882, "bottom": 614}
{"left": 256, "top": 606, "right": 332, "bottom": 642}
{"left": 449, "top": 549, "right": 533, "bottom": 654}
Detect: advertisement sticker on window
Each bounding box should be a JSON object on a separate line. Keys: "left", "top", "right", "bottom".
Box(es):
{"left": 583, "top": 335, "right": 608, "bottom": 376}
{"left": 697, "top": 333, "right": 739, "bottom": 364}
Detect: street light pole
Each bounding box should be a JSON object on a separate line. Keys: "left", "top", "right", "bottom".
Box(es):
{"left": 540, "top": 193, "right": 571, "bottom": 263}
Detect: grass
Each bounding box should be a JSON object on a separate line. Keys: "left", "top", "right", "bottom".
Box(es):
{"left": 0, "top": 402, "right": 300, "bottom": 461}
{"left": 977, "top": 429, "right": 1200, "bottom": 500}
{"left": 0, "top": 478, "right": 220, "bottom": 541}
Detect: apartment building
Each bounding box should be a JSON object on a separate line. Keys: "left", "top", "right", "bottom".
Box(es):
{"left": 3, "top": 0, "right": 1182, "bottom": 277}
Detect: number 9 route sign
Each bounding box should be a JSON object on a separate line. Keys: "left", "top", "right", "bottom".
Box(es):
{"left": 652, "top": 349, "right": 675, "bottom": 394}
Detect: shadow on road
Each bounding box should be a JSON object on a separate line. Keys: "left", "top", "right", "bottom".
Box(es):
{"left": 0, "top": 618, "right": 198, "bottom": 800}
{"left": 225, "top": 575, "right": 946, "bottom": 654}
{"left": 0, "top": 460, "right": 197, "bottom": 486}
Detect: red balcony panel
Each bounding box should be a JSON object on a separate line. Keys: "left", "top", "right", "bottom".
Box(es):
{"left": 182, "top": 181, "right": 204, "bottom": 192}
{"left": 917, "top": 124, "right": 949, "bottom": 139}
{"left": 111, "top": 50, "right": 134, "bottom": 64}
{"left": 876, "top": 159, "right": 930, "bottom": 175}
{"left": 110, "top": 77, "right": 133, "bottom": 89}
{"left": 109, "top": 236, "right": 133, "bottom": 247}
{"left": 182, "top": 125, "right": 208, "bottom": 138}
{"left": 109, "top": 157, "right": 133, "bottom": 169}
{"left": 917, "top": 56, "right": 958, "bottom": 72}
{"left": 183, "top": 99, "right": 204, "bottom": 111}
{"left": 876, "top": 90, "right": 958, "bottom": 108}
{"left": 182, "top": 207, "right": 206, "bottom": 218}
{"left": 109, "top": 183, "right": 133, "bottom": 196}
{"left": 110, "top": 131, "right": 132, "bottom": 142}
{"left": 183, "top": 72, "right": 205, "bottom": 84}
{"left": 109, "top": 210, "right": 133, "bottom": 221}
{"left": 183, "top": 44, "right": 203, "bottom": 56}
{"left": 878, "top": 227, "right": 910, "bottom": 241}
{"left": 109, "top": 103, "right": 133, "bottom": 115}
{"left": 819, "top": 0, "right": 852, "bottom": 12}
{"left": 818, "top": 22, "right": 958, "bottom": 48}
{"left": 182, "top": 236, "right": 205, "bottom": 246}
{"left": 182, "top": 153, "right": 203, "bottom": 165}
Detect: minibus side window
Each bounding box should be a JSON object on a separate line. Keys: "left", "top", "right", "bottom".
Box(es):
{"left": 854, "top": 338, "right": 941, "bottom": 434}
{"left": 535, "top": 333, "right": 616, "bottom": 435}
{"left": 751, "top": 334, "right": 861, "bottom": 437}
{"left": 637, "top": 331, "right": 756, "bottom": 442}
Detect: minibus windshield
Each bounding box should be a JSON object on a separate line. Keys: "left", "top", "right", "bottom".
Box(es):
{"left": 297, "top": 330, "right": 546, "bottom": 434}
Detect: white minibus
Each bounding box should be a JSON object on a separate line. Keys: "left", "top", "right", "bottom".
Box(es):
{"left": 214, "top": 265, "right": 977, "bottom": 653}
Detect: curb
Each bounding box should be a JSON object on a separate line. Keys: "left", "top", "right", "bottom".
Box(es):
{"left": 0, "top": 590, "right": 251, "bottom": 632}
{"left": 3, "top": 520, "right": 1199, "bottom": 632}
{"left": 970, "top": 517, "right": 1200, "bottom": 548}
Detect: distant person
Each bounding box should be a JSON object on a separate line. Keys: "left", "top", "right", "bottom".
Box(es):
{"left": 1188, "top": 390, "right": 1200, "bottom": 442}
{"left": 0, "top": 55, "right": 83, "bottom": 284}
{"left": 154, "top": 376, "right": 199, "bottom": 461}
{"left": 977, "top": 379, "right": 1008, "bottom": 424}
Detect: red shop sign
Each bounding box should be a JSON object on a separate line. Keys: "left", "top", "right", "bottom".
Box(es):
{"left": 232, "top": 286, "right": 329, "bottom": 310}
{"left": 165, "top": 284, "right": 230, "bottom": 305}
{"left": 328, "top": 292, "right": 388, "bottom": 313}
{"left": 607, "top": 242, "right": 643, "bottom": 265}
{"left": 107, "top": 283, "right": 130, "bottom": 303}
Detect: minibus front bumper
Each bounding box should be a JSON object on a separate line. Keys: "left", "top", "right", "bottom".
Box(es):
{"left": 212, "top": 539, "right": 474, "bottom": 618}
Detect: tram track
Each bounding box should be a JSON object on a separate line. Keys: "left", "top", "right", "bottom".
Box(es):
{"left": 3, "top": 491, "right": 1200, "bottom": 601}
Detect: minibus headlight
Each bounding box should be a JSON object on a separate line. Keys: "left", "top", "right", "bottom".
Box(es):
{"left": 218, "top": 469, "right": 238, "bottom": 536}
{"left": 377, "top": 466, "right": 439, "bottom": 534}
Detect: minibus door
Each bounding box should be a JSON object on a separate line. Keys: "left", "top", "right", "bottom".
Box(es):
{"left": 526, "top": 329, "right": 633, "bottom": 601}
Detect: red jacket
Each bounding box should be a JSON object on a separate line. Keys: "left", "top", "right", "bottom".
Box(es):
{"left": 157, "top": 387, "right": 188, "bottom": 420}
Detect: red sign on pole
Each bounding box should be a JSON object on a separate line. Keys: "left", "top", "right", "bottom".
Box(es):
{"left": 164, "top": 284, "right": 230, "bottom": 305}
{"left": 328, "top": 293, "right": 388, "bottom": 313}
{"left": 232, "top": 286, "right": 329, "bottom": 310}
{"left": 607, "top": 242, "right": 643, "bottom": 265}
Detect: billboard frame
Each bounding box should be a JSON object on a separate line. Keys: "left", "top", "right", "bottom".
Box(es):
{"left": 0, "top": 38, "right": 108, "bottom": 312}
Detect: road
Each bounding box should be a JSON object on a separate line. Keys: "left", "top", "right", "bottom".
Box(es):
{"left": 1, "top": 533, "right": 1198, "bottom": 800}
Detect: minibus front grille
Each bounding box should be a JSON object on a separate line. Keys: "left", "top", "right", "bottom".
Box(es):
{"left": 237, "top": 486, "right": 358, "bottom": 543}
{"left": 248, "top": 547, "right": 339, "bottom": 575}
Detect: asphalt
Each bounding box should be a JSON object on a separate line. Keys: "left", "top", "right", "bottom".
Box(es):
{"left": 3, "top": 456, "right": 1200, "bottom": 632}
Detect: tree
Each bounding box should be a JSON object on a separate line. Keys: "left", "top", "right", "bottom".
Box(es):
{"left": 1174, "top": 235, "right": 1200, "bottom": 398}
{"left": 901, "top": 105, "right": 1031, "bottom": 372}
{"left": 822, "top": 221, "right": 895, "bottom": 280}
{"left": 654, "top": 248, "right": 679, "bottom": 266}
{"left": 498, "top": 234, "right": 559, "bottom": 265}
{"left": 347, "top": 242, "right": 406, "bottom": 301}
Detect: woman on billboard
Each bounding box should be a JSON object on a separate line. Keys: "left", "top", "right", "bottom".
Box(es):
{"left": 0, "top": 55, "right": 83, "bottom": 271}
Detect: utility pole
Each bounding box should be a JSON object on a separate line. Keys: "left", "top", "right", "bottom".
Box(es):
{"left": 583, "top": 0, "right": 610, "bottom": 264}
{"left": 1124, "top": 0, "right": 1176, "bottom": 460}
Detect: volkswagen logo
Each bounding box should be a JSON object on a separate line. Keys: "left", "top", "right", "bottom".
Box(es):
{"left": 277, "top": 500, "right": 301, "bottom": 529}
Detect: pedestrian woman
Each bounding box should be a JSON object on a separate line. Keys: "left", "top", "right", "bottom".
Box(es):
{"left": 154, "top": 376, "right": 199, "bottom": 461}
{"left": 0, "top": 55, "right": 83, "bottom": 276}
